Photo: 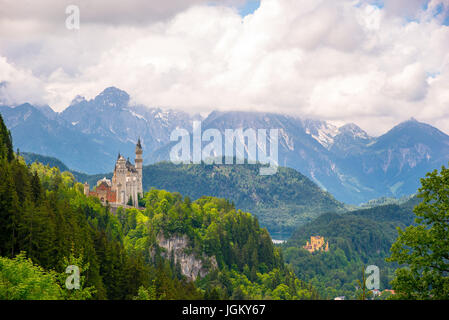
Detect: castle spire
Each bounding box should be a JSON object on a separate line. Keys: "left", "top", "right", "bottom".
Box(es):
{"left": 135, "top": 136, "right": 143, "bottom": 201}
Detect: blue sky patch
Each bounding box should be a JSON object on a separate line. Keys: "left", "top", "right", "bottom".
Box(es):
{"left": 443, "top": 14, "right": 449, "bottom": 26}
{"left": 434, "top": 3, "right": 444, "bottom": 16}
{"left": 371, "top": 1, "right": 384, "bottom": 9}
{"left": 239, "top": 0, "right": 261, "bottom": 17}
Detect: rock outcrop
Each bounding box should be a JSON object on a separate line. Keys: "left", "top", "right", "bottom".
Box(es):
{"left": 156, "top": 233, "right": 217, "bottom": 281}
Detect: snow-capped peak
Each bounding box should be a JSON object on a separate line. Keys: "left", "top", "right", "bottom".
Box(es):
{"left": 338, "top": 123, "right": 371, "bottom": 140}
{"left": 303, "top": 119, "right": 340, "bottom": 149}
{"left": 304, "top": 120, "right": 371, "bottom": 149}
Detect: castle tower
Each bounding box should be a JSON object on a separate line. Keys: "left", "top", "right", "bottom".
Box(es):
{"left": 84, "top": 182, "right": 89, "bottom": 196}
{"left": 115, "top": 155, "right": 127, "bottom": 204}
{"left": 89, "top": 144, "right": 143, "bottom": 209}
{"left": 135, "top": 138, "right": 143, "bottom": 196}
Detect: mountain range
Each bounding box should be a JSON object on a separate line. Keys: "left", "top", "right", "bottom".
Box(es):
{"left": 2, "top": 86, "right": 449, "bottom": 204}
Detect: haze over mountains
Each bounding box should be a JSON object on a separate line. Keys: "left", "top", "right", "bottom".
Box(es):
{"left": 2, "top": 86, "right": 449, "bottom": 204}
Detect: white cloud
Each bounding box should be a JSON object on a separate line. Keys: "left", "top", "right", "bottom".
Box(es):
{"left": 1, "top": 0, "right": 449, "bottom": 136}
{"left": 0, "top": 57, "right": 46, "bottom": 105}
{"left": 0, "top": 0, "right": 240, "bottom": 26}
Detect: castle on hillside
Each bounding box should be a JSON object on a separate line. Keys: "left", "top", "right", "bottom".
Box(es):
{"left": 303, "top": 236, "right": 329, "bottom": 253}
{"left": 84, "top": 139, "right": 143, "bottom": 208}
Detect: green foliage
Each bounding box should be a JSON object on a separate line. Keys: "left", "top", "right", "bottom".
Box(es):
{"left": 0, "top": 253, "right": 63, "bottom": 300}
{"left": 359, "top": 195, "right": 415, "bottom": 209}
{"left": 133, "top": 284, "right": 157, "bottom": 300}
{"left": 198, "top": 267, "right": 318, "bottom": 300}
{"left": 121, "top": 189, "right": 319, "bottom": 299}
{"left": 141, "top": 162, "right": 346, "bottom": 234}
{"left": 127, "top": 195, "right": 133, "bottom": 206}
{"left": 283, "top": 202, "right": 416, "bottom": 299}
{"left": 0, "top": 115, "right": 317, "bottom": 300}
{"left": 0, "top": 251, "right": 96, "bottom": 300}
{"left": 56, "top": 249, "right": 96, "bottom": 300}
{"left": 129, "top": 189, "right": 283, "bottom": 273}
{"left": 388, "top": 165, "right": 449, "bottom": 299}
{"left": 0, "top": 113, "right": 14, "bottom": 161}
{"left": 20, "top": 152, "right": 105, "bottom": 187}
{"left": 0, "top": 158, "right": 204, "bottom": 299}
{"left": 354, "top": 265, "right": 374, "bottom": 300}
{"left": 0, "top": 114, "right": 206, "bottom": 300}
{"left": 22, "top": 155, "right": 347, "bottom": 235}
{"left": 21, "top": 152, "right": 71, "bottom": 173}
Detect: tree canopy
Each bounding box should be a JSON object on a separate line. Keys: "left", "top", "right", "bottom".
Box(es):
{"left": 388, "top": 165, "right": 449, "bottom": 299}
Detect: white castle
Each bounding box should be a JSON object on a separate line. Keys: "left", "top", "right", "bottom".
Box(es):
{"left": 84, "top": 139, "right": 143, "bottom": 208}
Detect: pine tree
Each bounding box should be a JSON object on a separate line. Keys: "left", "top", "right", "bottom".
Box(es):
{"left": 0, "top": 113, "right": 14, "bottom": 161}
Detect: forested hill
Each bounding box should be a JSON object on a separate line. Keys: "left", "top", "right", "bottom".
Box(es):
{"left": 288, "top": 198, "right": 418, "bottom": 247}
{"left": 21, "top": 154, "right": 347, "bottom": 236}
{"left": 282, "top": 199, "right": 418, "bottom": 299}
{"left": 21, "top": 152, "right": 71, "bottom": 172}
{"left": 20, "top": 152, "right": 101, "bottom": 185}
{"left": 0, "top": 114, "right": 319, "bottom": 300}
{"left": 0, "top": 114, "right": 202, "bottom": 299}
{"left": 141, "top": 162, "right": 346, "bottom": 235}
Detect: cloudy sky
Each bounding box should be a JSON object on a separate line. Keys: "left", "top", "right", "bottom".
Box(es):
{"left": 1, "top": 0, "right": 449, "bottom": 135}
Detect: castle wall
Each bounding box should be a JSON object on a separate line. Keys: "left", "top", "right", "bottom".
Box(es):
{"left": 86, "top": 142, "right": 143, "bottom": 209}
{"left": 304, "top": 236, "right": 329, "bottom": 253}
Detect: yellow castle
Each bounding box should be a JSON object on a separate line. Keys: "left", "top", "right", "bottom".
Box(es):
{"left": 303, "top": 236, "right": 329, "bottom": 253}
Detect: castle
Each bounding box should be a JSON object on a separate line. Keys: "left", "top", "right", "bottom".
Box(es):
{"left": 303, "top": 236, "right": 329, "bottom": 253}
{"left": 84, "top": 139, "right": 143, "bottom": 208}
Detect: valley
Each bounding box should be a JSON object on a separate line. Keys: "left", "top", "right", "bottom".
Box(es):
{"left": 1, "top": 109, "right": 447, "bottom": 300}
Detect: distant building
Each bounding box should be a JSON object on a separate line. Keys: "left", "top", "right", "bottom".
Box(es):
{"left": 303, "top": 236, "right": 329, "bottom": 253}
{"left": 372, "top": 289, "right": 381, "bottom": 297}
{"left": 84, "top": 139, "right": 143, "bottom": 208}
{"left": 382, "top": 289, "right": 395, "bottom": 295}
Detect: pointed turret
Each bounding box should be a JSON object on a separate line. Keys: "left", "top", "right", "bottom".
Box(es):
{"left": 136, "top": 137, "right": 142, "bottom": 150}
{"left": 135, "top": 138, "right": 143, "bottom": 198}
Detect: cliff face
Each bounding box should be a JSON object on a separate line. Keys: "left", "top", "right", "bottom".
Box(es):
{"left": 156, "top": 233, "right": 217, "bottom": 281}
